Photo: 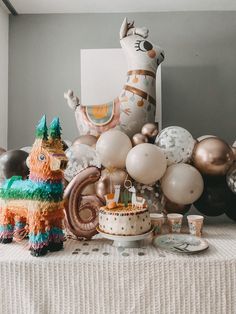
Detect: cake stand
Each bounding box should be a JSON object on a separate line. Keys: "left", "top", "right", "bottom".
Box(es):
{"left": 97, "top": 227, "right": 153, "bottom": 248}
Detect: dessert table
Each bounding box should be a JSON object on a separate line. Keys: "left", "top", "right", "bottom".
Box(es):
{"left": 0, "top": 222, "right": 236, "bottom": 314}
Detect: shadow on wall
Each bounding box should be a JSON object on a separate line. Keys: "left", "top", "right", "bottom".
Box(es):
{"left": 162, "top": 65, "right": 233, "bottom": 142}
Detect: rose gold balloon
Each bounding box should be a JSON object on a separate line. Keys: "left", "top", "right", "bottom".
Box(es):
{"left": 132, "top": 133, "right": 148, "bottom": 146}
{"left": 95, "top": 168, "right": 129, "bottom": 201}
{"left": 141, "top": 123, "right": 159, "bottom": 139}
{"left": 0, "top": 147, "right": 6, "bottom": 156}
{"left": 162, "top": 196, "right": 191, "bottom": 215}
{"left": 72, "top": 135, "right": 97, "bottom": 147}
{"left": 232, "top": 147, "right": 236, "bottom": 160}
{"left": 192, "top": 137, "right": 234, "bottom": 176}
{"left": 64, "top": 166, "right": 104, "bottom": 239}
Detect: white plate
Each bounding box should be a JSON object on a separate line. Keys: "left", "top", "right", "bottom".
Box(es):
{"left": 97, "top": 227, "right": 153, "bottom": 248}
{"left": 153, "top": 233, "right": 209, "bottom": 254}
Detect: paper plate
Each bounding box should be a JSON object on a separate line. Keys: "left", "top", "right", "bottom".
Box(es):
{"left": 153, "top": 233, "right": 209, "bottom": 254}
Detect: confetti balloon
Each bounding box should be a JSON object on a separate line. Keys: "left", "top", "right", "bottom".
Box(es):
{"left": 96, "top": 130, "right": 132, "bottom": 169}
{"left": 126, "top": 143, "right": 167, "bottom": 185}
{"left": 65, "top": 144, "right": 101, "bottom": 182}
{"left": 161, "top": 164, "right": 204, "bottom": 205}
{"left": 192, "top": 137, "right": 234, "bottom": 176}
{"left": 226, "top": 164, "right": 236, "bottom": 194}
{"left": 155, "top": 126, "right": 195, "bottom": 165}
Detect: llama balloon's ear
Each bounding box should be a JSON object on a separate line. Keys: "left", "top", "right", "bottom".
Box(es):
{"left": 120, "top": 17, "right": 128, "bottom": 40}
{"left": 35, "top": 115, "right": 48, "bottom": 140}
{"left": 48, "top": 117, "right": 62, "bottom": 140}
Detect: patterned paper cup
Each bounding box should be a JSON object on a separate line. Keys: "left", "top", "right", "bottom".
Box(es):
{"left": 187, "top": 215, "right": 204, "bottom": 237}
{"left": 167, "top": 213, "right": 183, "bottom": 233}
{"left": 150, "top": 213, "right": 164, "bottom": 235}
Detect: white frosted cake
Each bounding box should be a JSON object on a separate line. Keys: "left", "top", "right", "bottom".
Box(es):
{"left": 99, "top": 203, "right": 151, "bottom": 236}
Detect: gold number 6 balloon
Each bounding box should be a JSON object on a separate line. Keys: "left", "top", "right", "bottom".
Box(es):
{"left": 64, "top": 167, "right": 104, "bottom": 239}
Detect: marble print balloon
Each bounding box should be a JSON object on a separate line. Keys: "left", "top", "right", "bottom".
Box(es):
{"left": 155, "top": 126, "right": 195, "bottom": 165}
{"left": 227, "top": 164, "right": 236, "bottom": 194}
{"left": 65, "top": 144, "right": 101, "bottom": 182}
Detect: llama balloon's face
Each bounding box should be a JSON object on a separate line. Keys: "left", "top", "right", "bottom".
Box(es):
{"left": 120, "top": 18, "right": 164, "bottom": 72}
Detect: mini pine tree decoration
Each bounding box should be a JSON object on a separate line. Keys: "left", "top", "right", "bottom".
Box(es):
{"left": 48, "top": 117, "right": 62, "bottom": 139}
{"left": 35, "top": 115, "right": 48, "bottom": 140}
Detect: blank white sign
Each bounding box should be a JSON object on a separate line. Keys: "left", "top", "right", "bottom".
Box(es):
{"left": 81, "top": 48, "right": 162, "bottom": 127}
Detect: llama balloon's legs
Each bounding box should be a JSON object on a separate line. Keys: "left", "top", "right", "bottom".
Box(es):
{"left": 0, "top": 207, "right": 14, "bottom": 243}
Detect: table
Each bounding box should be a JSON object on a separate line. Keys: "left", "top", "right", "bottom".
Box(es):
{"left": 0, "top": 223, "right": 236, "bottom": 314}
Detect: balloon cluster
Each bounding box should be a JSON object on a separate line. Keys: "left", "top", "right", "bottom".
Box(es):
{"left": 92, "top": 125, "right": 235, "bottom": 221}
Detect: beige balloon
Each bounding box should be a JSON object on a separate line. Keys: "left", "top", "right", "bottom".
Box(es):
{"left": 96, "top": 130, "right": 132, "bottom": 169}
{"left": 73, "top": 134, "right": 97, "bottom": 147}
{"left": 126, "top": 143, "right": 167, "bottom": 185}
{"left": 161, "top": 164, "right": 204, "bottom": 205}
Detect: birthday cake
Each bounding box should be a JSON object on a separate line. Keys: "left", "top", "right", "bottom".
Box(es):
{"left": 99, "top": 203, "right": 151, "bottom": 236}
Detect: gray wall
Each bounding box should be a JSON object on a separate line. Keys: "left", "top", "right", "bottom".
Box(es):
{"left": 9, "top": 12, "right": 236, "bottom": 149}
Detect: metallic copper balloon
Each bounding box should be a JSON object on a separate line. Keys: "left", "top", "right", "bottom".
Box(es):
{"left": 141, "top": 123, "right": 159, "bottom": 140}
{"left": 0, "top": 150, "right": 29, "bottom": 179}
{"left": 64, "top": 167, "right": 104, "bottom": 239}
{"left": 193, "top": 176, "right": 227, "bottom": 216}
{"left": 95, "top": 168, "right": 129, "bottom": 202}
{"left": 192, "top": 137, "right": 234, "bottom": 176}
{"left": 132, "top": 133, "right": 148, "bottom": 146}
{"left": 232, "top": 146, "right": 236, "bottom": 161}
{"left": 162, "top": 196, "right": 191, "bottom": 215}
{"left": 0, "top": 147, "right": 6, "bottom": 156}
{"left": 72, "top": 135, "right": 98, "bottom": 148}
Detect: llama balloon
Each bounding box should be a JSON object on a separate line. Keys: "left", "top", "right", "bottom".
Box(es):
{"left": 64, "top": 18, "right": 165, "bottom": 137}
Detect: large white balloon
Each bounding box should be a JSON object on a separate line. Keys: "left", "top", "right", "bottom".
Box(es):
{"left": 96, "top": 130, "right": 132, "bottom": 169}
{"left": 161, "top": 163, "right": 204, "bottom": 205}
{"left": 126, "top": 143, "right": 167, "bottom": 185}
{"left": 155, "top": 126, "right": 195, "bottom": 165}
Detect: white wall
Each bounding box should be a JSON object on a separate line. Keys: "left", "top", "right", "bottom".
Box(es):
{"left": 0, "top": 4, "right": 8, "bottom": 149}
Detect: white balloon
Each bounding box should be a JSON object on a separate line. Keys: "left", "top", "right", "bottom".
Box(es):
{"left": 161, "top": 163, "right": 204, "bottom": 205}
{"left": 96, "top": 130, "right": 132, "bottom": 169}
{"left": 155, "top": 126, "right": 195, "bottom": 166}
{"left": 126, "top": 143, "right": 167, "bottom": 185}
{"left": 20, "top": 146, "right": 32, "bottom": 154}
{"left": 197, "top": 135, "right": 216, "bottom": 142}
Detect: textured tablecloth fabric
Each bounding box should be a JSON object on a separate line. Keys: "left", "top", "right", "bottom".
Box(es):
{"left": 0, "top": 223, "right": 236, "bottom": 314}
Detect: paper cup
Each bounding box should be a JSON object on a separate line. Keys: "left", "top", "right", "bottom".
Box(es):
{"left": 167, "top": 213, "right": 183, "bottom": 233}
{"left": 150, "top": 213, "right": 164, "bottom": 235}
{"left": 187, "top": 215, "right": 204, "bottom": 237}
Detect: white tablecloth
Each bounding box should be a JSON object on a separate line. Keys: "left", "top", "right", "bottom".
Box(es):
{"left": 0, "top": 223, "right": 236, "bottom": 314}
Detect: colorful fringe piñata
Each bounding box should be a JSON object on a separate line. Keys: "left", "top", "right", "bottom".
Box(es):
{"left": 0, "top": 115, "right": 68, "bottom": 256}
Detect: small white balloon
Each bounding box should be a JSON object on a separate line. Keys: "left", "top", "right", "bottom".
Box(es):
{"left": 20, "top": 146, "right": 32, "bottom": 154}
{"left": 161, "top": 163, "right": 204, "bottom": 205}
{"left": 65, "top": 144, "right": 101, "bottom": 182}
{"left": 126, "top": 143, "right": 167, "bottom": 185}
{"left": 155, "top": 126, "right": 195, "bottom": 165}
{"left": 96, "top": 130, "right": 132, "bottom": 169}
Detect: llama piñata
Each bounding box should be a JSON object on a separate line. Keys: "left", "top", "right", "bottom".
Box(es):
{"left": 0, "top": 116, "right": 68, "bottom": 256}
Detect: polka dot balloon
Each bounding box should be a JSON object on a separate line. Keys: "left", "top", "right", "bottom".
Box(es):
{"left": 155, "top": 126, "right": 195, "bottom": 166}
